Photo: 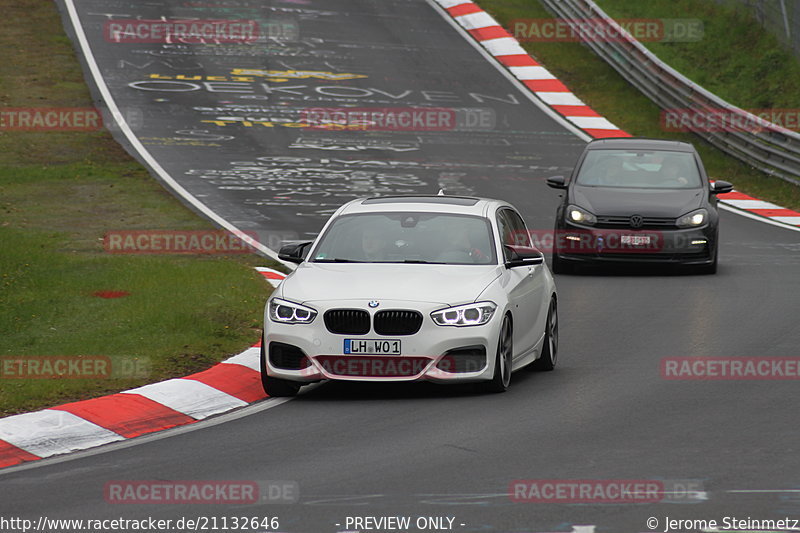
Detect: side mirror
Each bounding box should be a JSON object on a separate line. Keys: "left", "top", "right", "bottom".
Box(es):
{"left": 504, "top": 245, "right": 545, "bottom": 269}
{"left": 546, "top": 175, "right": 568, "bottom": 189}
{"left": 710, "top": 180, "right": 733, "bottom": 194}
{"left": 278, "top": 241, "right": 313, "bottom": 264}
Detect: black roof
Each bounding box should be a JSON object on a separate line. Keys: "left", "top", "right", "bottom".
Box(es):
{"left": 586, "top": 137, "right": 695, "bottom": 152}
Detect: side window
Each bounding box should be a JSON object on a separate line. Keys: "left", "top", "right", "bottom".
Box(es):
{"left": 497, "top": 209, "right": 531, "bottom": 260}
{"left": 496, "top": 210, "right": 513, "bottom": 261}
{"left": 501, "top": 209, "right": 531, "bottom": 247}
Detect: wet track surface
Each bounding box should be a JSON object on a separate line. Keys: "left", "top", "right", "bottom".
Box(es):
{"left": 3, "top": 1, "right": 799, "bottom": 532}
{"left": 56, "top": 0, "right": 585, "bottom": 248}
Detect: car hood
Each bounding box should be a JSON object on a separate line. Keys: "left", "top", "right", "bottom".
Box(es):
{"left": 278, "top": 263, "right": 503, "bottom": 306}
{"left": 572, "top": 186, "right": 704, "bottom": 217}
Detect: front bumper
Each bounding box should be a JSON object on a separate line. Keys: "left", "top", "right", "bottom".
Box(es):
{"left": 553, "top": 225, "right": 716, "bottom": 265}
{"left": 263, "top": 299, "right": 501, "bottom": 383}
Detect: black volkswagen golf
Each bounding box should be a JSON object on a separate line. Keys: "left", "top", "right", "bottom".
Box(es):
{"left": 547, "top": 138, "right": 732, "bottom": 274}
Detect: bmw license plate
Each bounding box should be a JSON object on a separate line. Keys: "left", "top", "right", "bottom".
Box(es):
{"left": 621, "top": 235, "right": 651, "bottom": 245}
{"left": 344, "top": 339, "right": 401, "bottom": 355}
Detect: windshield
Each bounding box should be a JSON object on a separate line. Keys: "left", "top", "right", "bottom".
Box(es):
{"left": 311, "top": 212, "right": 497, "bottom": 264}
{"left": 575, "top": 149, "right": 702, "bottom": 189}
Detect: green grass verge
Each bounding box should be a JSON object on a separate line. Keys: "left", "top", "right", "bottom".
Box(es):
{"left": 597, "top": 0, "right": 800, "bottom": 109}
{"left": 0, "top": 0, "right": 283, "bottom": 416}
{"left": 478, "top": 0, "right": 800, "bottom": 211}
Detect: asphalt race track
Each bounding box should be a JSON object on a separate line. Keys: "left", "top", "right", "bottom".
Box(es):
{"left": 54, "top": 0, "right": 587, "bottom": 253}
{"left": 2, "top": 1, "right": 800, "bottom": 532}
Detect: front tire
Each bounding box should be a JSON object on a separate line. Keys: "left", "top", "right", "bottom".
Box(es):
{"left": 260, "top": 333, "right": 301, "bottom": 397}
{"left": 531, "top": 297, "right": 558, "bottom": 371}
{"left": 479, "top": 316, "right": 512, "bottom": 393}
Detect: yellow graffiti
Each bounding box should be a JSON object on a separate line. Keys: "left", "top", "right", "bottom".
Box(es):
{"left": 148, "top": 74, "right": 257, "bottom": 82}
{"left": 201, "top": 119, "right": 367, "bottom": 130}
{"left": 230, "top": 69, "right": 368, "bottom": 81}
{"left": 147, "top": 70, "right": 368, "bottom": 83}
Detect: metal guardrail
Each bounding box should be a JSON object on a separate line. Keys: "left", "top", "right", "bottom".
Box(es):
{"left": 539, "top": 0, "right": 800, "bottom": 186}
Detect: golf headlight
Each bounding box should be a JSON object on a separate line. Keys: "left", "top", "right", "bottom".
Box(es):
{"left": 269, "top": 298, "right": 317, "bottom": 324}
{"left": 676, "top": 208, "right": 708, "bottom": 228}
{"left": 567, "top": 205, "right": 597, "bottom": 226}
{"left": 431, "top": 302, "right": 497, "bottom": 327}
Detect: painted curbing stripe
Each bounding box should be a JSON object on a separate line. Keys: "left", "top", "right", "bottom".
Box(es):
{"left": 522, "top": 79, "right": 570, "bottom": 92}
{"left": 583, "top": 128, "right": 632, "bottom": 138}
{"left": 256, "top": 268, "right": 286, "bottom": 279}
{"left": 508, "top": 65, "right": 556, "bottom": 80}
{"left": 0, "top": 440, "right": 40, "bottom": 468}
{"left": 51, "top": 394, "right": 195, "bottom": 439}
{"left": 436, "top": 0, "right": 626, "bottom": 137}
{"left": 223, "top": 346, "right": 261, "bottom": 371}
{"left": 255, "top": 267, "right": 287, "bottom": 288}
{"left": 0, "top": 342, "right": 265, "bottom": 467}
{"left": 722, "top": 199, "right": 782, "bottom": 210}
{"left": 437, "top": 0, "right": 472, "bottom": 8}
{"left": 717, "top": 197, "right": 800, "bottom": 227}
{"left": 536, "top": 91, "right": 586, "bottom": 106}
{"left": 771, "top": 216, "right": 800, "bottom": 225}
{"left": 748, "top": 208, "right": 799, "bottom": 217}
{"left": 454, "top": 11, "right": 496, "bottom": 30}
{"left": 122, "top": 379, "right": 247, "bottom": 420}
{"left": 446, "top": 3, "right": 481, "bottom": 16}
{"left": 185, "top": 363, "right": 266, "bottom": 404}
{"left": 468, "top": 26, "right": 512, "bottom": 41}
{"left": 0, "top": 410, "right": 124, "bottom": 458}
{"left": 566, "top": 116, "right": 622, "bottom": 130}
{"left": 480, "top": 37, "right": 528, "bottom": 57}
{"left": 495, "top": 54, "right": 540, "bottom": 67}
{"left": 551, "top": 105, "right": 601, "bottom": 117}
{"left": 718, "top": 191, "right": 755, "bottom": 201}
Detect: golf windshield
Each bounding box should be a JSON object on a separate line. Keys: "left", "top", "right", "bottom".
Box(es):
{"left": 576, "top": 150, "right": 702, "bottom": 189}
{"left": 311, "top": 212, "right": 497, "bottom": 264}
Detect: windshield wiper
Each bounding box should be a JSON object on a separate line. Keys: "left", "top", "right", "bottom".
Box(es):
{"left": 397, "top": 260, "right": 445, "bottom": 264}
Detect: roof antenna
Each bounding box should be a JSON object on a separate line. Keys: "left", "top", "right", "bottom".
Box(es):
{"left": 437, "top": 188, "right": 445, "bottom": 196}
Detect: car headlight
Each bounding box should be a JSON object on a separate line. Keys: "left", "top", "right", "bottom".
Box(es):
{"left": 676, "top": 208, "right": 708, "bottom": 228}
{"left": 566, "top": 205, "right": 597, "bottom": 226}
{"left": 431, "top": 302, "right": 497, "bottom": 327}
{"left": 269, "top": 298, "right": 317, "bottom": 324}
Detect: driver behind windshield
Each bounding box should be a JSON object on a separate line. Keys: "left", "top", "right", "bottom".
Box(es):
{"left": 577, "top": 150, "right": 701, "bottom": 188}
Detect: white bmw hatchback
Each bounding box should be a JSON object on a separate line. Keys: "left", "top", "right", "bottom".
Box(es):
{"left": 261, "top": 195, "right": 558, "bottom": 396}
